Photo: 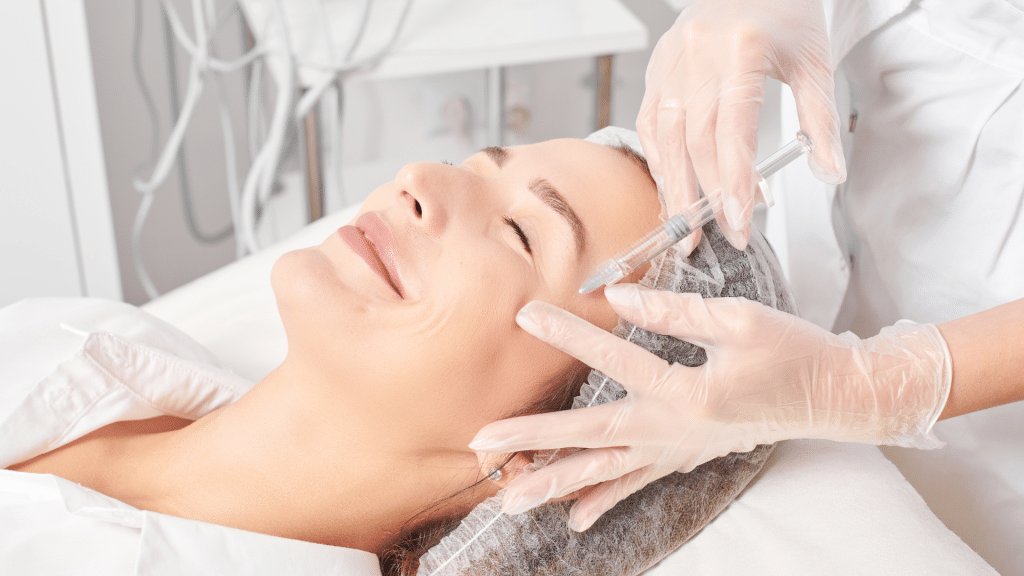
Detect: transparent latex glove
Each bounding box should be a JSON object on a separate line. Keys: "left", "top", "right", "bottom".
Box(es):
{"left": 471, "top": 285, "right": 951, "bottom": 531}
{"left": 638, "top": 0, "right": 846, "bottom": 254}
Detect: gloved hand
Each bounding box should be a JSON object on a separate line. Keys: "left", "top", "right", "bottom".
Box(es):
{"left": 638, "top": 0, "right": 846, "bottom": 254}
{"left": 471, "top": 285, "right": 951, "bottom": 531}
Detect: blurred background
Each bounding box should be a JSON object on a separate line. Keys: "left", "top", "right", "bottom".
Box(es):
{"left": 2, "top": 0, "right": 782, "bottom": 307}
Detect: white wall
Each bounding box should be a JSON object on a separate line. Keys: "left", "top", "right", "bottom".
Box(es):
{"left": 0, "top": 0, "right": 121, "bottom": 308}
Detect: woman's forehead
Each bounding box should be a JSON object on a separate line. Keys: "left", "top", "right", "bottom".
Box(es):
{"left": 516, "top": 139, "right": 660, "bottom": 247}
{"left": 495, "top": 139, "right": 649, "bottom": 197}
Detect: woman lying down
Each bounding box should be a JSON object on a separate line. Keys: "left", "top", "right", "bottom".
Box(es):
{"left": 1, "top": 132, "right": 788, "bottom": 575}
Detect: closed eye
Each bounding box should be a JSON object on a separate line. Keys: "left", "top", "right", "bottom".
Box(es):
{"left": 503, "top": 217, "right": 532, "bottom": 254}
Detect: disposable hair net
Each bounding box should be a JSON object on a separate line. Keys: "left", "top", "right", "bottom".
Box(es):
{"left": 418, "top": 127, "right": 797, "bottom": 576}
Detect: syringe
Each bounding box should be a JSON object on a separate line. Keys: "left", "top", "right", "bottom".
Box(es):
{"left": 580, "top": 131, "right": 814, "bottom": 294}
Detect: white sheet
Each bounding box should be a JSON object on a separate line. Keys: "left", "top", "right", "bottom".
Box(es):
{"left": 142, "top": 207, "right": 997, "bottom": 575}
{"left": 0, "top": 297, "right": 381, "bottom": 576}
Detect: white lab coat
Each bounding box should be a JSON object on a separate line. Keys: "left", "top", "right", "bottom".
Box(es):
{"left": 0, "top": 298, "right": 382, "bottom": 576}
{"left": 764, "top": 0, "right": 1024, "bottom": 572}
{"left": 768, "top": 0, "right": 1024, "bottom": 333}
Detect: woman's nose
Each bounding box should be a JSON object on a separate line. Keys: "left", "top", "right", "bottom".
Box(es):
{"left": 395, "top": 161, "right": 479, "bottom": 237}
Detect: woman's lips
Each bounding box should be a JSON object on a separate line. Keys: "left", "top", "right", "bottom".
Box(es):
{"left": 337, "top": 214, "right": 405, "bottom": 298}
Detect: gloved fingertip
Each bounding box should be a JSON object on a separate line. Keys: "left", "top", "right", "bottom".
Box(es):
{"left": 724, "top": 196, "right": 750, "bottom": 232}
{"left": 468, "top": 434, "right": 505, "bottom": 451}
{"left": 573, "top": 494, "right": 610, "bottom": 528}
{"left": 603, "top": 284, "right": 640, "bottom": 310}
{"left": 808, "top": 137, "right": 847, "bottom": 185}
{"left": 726, "top": 225, "right": 750, "bottom": 252}
{"left": 567, "top": 515, "right": 585, "bottom": 532}
{"left": 515, "top": 303, "right": 546, "bottom": 336}
{"left": 568, "top": 503, "right": 601, "bottom": 532}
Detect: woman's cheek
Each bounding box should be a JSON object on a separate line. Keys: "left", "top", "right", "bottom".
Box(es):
{"left": 359, "top": 185, "right": 394, "bottom": 214}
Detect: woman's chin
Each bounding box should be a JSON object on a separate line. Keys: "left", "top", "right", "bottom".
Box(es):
{"left": 272, "top": 248, "right": 349, "bottom": 336}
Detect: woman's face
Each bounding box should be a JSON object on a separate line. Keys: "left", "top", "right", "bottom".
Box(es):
{"left": 272, "top": 138, "right": 660, "bottom": 452}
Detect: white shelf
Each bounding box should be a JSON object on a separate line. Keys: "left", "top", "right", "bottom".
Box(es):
{"left": 240, "top": 0, "right": 648, "bottom": 86}
{"left": 358, "top": 0, "right": 647, "bottom": 80}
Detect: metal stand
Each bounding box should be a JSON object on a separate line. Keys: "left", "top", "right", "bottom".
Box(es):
{"left": 487, "top": 66, "right": 506, "bottom": 147}
{"left": 302, "top": 105, "right": 325, "bottom": 222}
{"left": 596, "top": 54, "right": 613, "bottom": 131}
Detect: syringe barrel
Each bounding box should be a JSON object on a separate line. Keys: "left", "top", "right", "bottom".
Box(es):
{"left": 611, "top": 222, "right": 682, "bottom": 272}
{"left": 678, "top": 192, "right": 723, "bottom": 231}
{"left": 609, "top": 192, "right": 723, "bottom": 273}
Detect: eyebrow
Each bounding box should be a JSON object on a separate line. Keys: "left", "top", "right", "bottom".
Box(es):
{"left": 529, "top": 178, "right": 586, "bottom": 255}
{"left": 481, "top": 146, "right": 587, "bottom": 255}
{"left": 482, "top": 146, "right": 508, "bottom": 167}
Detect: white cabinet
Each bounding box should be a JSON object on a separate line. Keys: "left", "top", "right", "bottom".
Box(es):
{"left": 0, "top": 0, "right": 121, "bottom": 308}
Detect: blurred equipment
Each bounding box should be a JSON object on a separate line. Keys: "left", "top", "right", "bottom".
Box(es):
{"left": 130, "top": 0, "right": 647, "bottom": 300}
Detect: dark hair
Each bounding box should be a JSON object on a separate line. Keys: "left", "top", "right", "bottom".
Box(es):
{"left": 380, "top": 141, "right": 655, "bottom": 575}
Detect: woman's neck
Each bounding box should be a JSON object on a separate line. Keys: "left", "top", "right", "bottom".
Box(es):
{"left": 133, "top": 360, "right": 489, "bottom": 552}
